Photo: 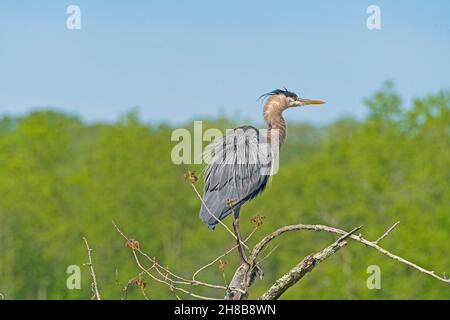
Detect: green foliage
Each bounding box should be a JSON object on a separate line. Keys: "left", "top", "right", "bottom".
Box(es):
{"left": 0, "top": 85, "right": 449, "bottom": 299}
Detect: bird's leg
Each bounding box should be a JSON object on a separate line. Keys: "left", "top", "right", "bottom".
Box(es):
{"left": 231, "top": 207, "right": 264, "bottom": 279}
{"left": 232, "top": 209, "right": 249, "bottom": 267}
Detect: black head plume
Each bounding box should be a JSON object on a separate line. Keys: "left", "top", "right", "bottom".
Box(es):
{"left": 257, "top": 88, "right": 299, "bottom": 101}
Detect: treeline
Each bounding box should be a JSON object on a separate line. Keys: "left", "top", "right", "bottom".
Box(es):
{"left": 0, "top": 83, "right": 449, "bottom": 299}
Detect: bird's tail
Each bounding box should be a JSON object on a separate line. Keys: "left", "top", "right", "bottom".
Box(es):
{"left": 199, "top": 203, "right": 224, "bottom": 230}
{"left": 199, "top": 192, "right": 234, "bottom": 230}
{"left": 199, "top": 192, "right": 245, "bottom": 230}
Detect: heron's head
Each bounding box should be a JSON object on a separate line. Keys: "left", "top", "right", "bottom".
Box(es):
{"left": 259, "top": 88, "right": 326, "bottom": 112}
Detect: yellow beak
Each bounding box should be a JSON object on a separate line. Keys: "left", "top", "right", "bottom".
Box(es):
{"left": 297, "top": 98, "right": 326, "bottom": 105}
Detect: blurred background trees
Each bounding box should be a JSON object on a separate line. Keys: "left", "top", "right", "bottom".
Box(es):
{"left": 0, "top": 83, "right": 449, "bottom": 299}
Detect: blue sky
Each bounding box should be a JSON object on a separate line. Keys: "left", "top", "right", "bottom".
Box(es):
{"left": 1, "top": 0, "right": 449, "bottom": 125}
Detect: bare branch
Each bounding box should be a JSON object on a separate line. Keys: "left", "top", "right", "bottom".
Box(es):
{"left": 250, "top": 223, "right": 449, "bottom": 285}
{"left": 122, "top": 279, "right": 133, "bottom": 300}
{"left": 226, "top": 222, "right": 448, "bottom": 300}
{"left": 259, "top": 226, "right": 362, "bottom": 300}
{"left": 122, "top": 271, "right": 149, "bottom": 300}
{"left": 192, "top": 227, "right": 258, "bottom": 281}
{"left": 256, "top": 243, "right": 280, "bottom": 266}
{"left": 113, "top": 218, "right": 448, "bottom": 301}
{"left": 131, "top": 249, "right": 220, "bottom": 300}
{"left": 374, "top": 221, "right": 400, "bottom": 244}
{"left": 190, "top": 183, "right": 242, "bottom": 244}
{"left": 82, "top": 237, "right": 101, "bottom": 300}
{"left": 249, "top": 224, "right": 338, "bottom": 264}
{"left": 112, "top": 221, "right": 228, "bottom": 298}
{"left": 113, "top": 220, "right": 225, "bottom": 288}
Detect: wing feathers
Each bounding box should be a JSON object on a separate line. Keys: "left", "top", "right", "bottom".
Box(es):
{"left": 199, "top": 126, "right": 271, "bottom": 229}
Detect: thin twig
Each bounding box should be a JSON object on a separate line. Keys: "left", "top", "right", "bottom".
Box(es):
{"left": 122, "top": 279, "right": 132, "bottom": 300}
{"left": 374, "top": 221, "right": 400, "bottom": 244}
{"left": 140, "top": 286, "right": 150, "bottom": 300}
{"left": 113, "top": 220, "right": 222, "bottom": 287}
{"left": 131, "top": 250, "right": 220, "bottom": 300}
{"left": 190, "top": 183, "right": 243, "bottom": 244}
{"left": 192, "top": 227, "right": 258, "bottom": 280}
{"left": 82, "top": 237, "right": 101, "bottom": 300}
{"left": 123, "top": 270, "right": 151, "bottom": 300}
{"left": 112, "top": 221, "right": 228, "bottom": 292}
{"left": 256, "top": 243, "right": 281, "bottom": 266}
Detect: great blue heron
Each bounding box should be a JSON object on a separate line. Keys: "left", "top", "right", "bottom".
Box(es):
{"left": 199, "top": 88, "right": 325, "bottom": 264}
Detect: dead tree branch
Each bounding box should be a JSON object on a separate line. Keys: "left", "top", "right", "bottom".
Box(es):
{"left": 82, "top": 236, "right": 101, "bottom": 300}
{"left": 374, "top": 221, "right": 400, "bottom": 244}
{"left": 189, "top": 181, "right": 250, "bottom": 251}
{"left": 111, "top": 218, "right": 448, "bottom": 300}
{"left": 258, "top": 226, "right": 361, "bottom": 300}
{"left": 113, "top": 221, "right": 229, "bottom": 299}
{"left": 255, "top": 223, "right": 449, "bottom": 299}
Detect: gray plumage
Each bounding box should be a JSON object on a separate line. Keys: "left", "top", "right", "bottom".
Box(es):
{"left": 198, "top": 89, "right": 325, "bottom": 231}
{"left": 199, "top": 126, "right": 272, "bottom": 229}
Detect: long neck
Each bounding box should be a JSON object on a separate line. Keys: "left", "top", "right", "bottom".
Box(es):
{"left": 263, "top": 98, "right": 287, "bottom": 146}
